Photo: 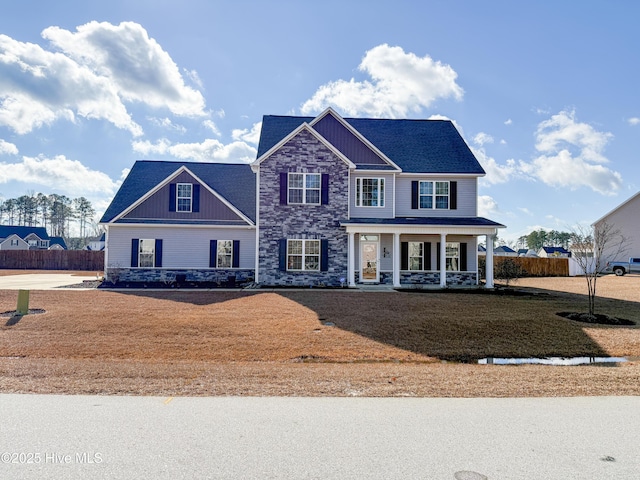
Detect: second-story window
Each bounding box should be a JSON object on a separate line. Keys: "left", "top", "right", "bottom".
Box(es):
{"left": 288, "top": 173, "right": 321, "bottom": 204}
{"left": 356, "top": 178, "right": 385, "bottom": 207}
{"left": 419, "top": 181, "right": 449, "bottom": 209}
{"left": 177, "top": 183, "right": 193, "bottom": 212}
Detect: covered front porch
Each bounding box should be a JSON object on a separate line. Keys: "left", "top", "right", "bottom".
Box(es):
{"left": 341, "top": 218, "right": 504, "bottom": 289}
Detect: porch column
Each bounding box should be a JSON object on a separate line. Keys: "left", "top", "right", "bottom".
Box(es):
{"left": 393, "top": 232, "right": 401, "bottom": 288}
{"left": 348, "top": 232, "right": 356, "bottom": 287}
{"left": 440, "top": 233, "right": 447, "bottom": 288}
{"left": 485, "top": 233, "right": 494, "bottom": 288}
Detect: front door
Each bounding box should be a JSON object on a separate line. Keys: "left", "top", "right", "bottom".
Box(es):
{"left": 360, "top": 235, "right": 380, "bottom": 283}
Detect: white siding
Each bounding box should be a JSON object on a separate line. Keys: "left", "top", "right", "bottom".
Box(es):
{"left": 595, "top": 194, "right": 640, "bottom": 258}
{"left": 350, "top": 173, "right": 394, "bottom": 218}
{"left": 395, "top": 176, "right": 477, "bottom": 217}
{"left": 106, "top": 225, "right": 256, "bottom": 269}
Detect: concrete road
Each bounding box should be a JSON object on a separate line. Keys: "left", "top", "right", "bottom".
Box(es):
{"left": 0, "top": 395, "right": 638, "bottom": 479}
{"left": 0, "top": 274, "right": 97, "bottom": 290}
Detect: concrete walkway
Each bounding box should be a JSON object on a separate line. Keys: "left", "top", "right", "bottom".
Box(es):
{"left": 0, "top": 274, "right": 98, "bottom": 290}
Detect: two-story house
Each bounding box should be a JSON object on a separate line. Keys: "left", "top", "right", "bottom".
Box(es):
{"left": 100, "top": 108, "right": 504, "bottom": 287}
{"left": 0, "top": 226, "right": 67, "bottom": 250}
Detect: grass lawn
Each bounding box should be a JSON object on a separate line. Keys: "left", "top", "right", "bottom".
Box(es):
{"left": 1, "top": 275, "right": 639, "bottom": 397}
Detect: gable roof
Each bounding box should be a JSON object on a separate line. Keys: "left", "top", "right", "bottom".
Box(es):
{"left": 540, "top": 246, "right": 570, "bottom": 254}
{"left": 257, "top": 113, "right": 485, "bottom": 175}
{"left": 593, "top": 190, "right": 640, "bottom": 226}
{"left": 49, "top": 237, "right": 67, "bottom": 249}
{"left": 495, "top": 245, "right": 516, "bottom": 253}
{"left": 100, "top": 161, "right": 256, "bottom": 223}
{"left": 0, "top": 225, "right": 50, "bottom": 241}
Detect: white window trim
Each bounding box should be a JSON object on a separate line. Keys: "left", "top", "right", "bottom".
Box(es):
{"left": 355, "top": 177, "right": 385, "bottom": 208}
{"left": 419, "top": 180, "right": 450, "bottom": 210}
{"left": 446, "top": 241, "right": 460, "bottom": 271}
{"left": 408, "top": 241, "right": 424, "bottom": 271}
{"left": 216, "top": 240, "right": 233, "bottom": 269}
{"left": 287, "top": 239, "right": 321, "bottom": 271}
{"left": 176, "top": 183, "right": 193, "bottom": 213}
{"left": 288, "top": 173, "right": 321, "bottom": 205}
{"left": 138, "top": 239, "right": 156, "bottom": 268}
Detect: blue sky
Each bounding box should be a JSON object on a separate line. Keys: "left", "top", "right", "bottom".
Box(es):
{"left": 1, "top": 0, "right": 639, "bottom": 241}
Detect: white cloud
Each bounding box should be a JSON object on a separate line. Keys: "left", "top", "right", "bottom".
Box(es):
{"left": 473, "top": 132, "right": 494, "bottom": 146}
{"left": 628, "top": 117, "right": 640, "bottom": 126}
{"left": 478, "top": 195, "right": 499, "bottom": 217}
{"left": 471, "top": 146, "right": 517, "bottom": 185}
{"left": 132, "top": 138, "right": 257, "bottom": 163}
{"left": 148, "top": 117, "right": 187, "bottom": 134}
{"left": 519, "top": 110, "right": 622, "bottom": 195}
{"left": 0, "top": 155, "right": 118, "bottom": 196}
{"left": 232, "top": 122, "right": 262, "bottom": 145}
{"left": 300, "top": 44, "right": 463, "bottom": 118}
{"left": 202, "top": 119, "right": 221, "bottom": 136}
{"left": 518, "top": 207, "right": 533, "bottom": 216}
{"left": 43, "top": 22, "right": 206, "bottom": 117}
{"left": 0, "top": 21, "right": 206, "bottom": 136}
{"left": 169, "top": 139, "right": 257, "bottom": 163}
{"left": 0, "top": 139, "right": 18, "bottom": 155}
{"left": 504, "top": 119, "right": 512, "bottom": 125}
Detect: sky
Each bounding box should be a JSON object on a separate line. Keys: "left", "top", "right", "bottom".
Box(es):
{"left": 1, "top": 0, "right": 639, "bottom": 241}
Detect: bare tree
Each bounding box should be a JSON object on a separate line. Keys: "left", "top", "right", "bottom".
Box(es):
{"left": 570, "top": 221, "right": 629, "bottom": 317}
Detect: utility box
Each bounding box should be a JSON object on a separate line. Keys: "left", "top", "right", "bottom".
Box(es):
{"left": 16, "top": 290, "right": 30, "bottom": 315}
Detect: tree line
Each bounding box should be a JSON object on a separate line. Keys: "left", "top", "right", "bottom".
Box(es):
{"left": 0, "top": 193, "right": 96, "bottom": 238}
{"left": 515, "top": 229, "right": 574, "bottom": 251}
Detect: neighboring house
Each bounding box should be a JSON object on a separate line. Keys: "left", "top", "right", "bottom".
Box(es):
{"left": 0, "top": 226, "right": 65, "bottom": 250}
{"left": 49, "top": 237, "right": 68, "bottom": 250}
{"left": 517, "top": 248, "right": 538, "bottom": 257}
{"left": 493, "top": 245, "right": 517, "bottom": 257}
{"left": 85, "top": 233, "right": 106, "bottom": 251}
{"left": 100, "top": 108, "right": 505, "bottom": 287}
{"left": 538, "top": 246, "right": 571, "bottom": 258}
{"left": 478, "top": 245, "right": 486, "bottom": 256}
{"left": 593, "top": 191, "right": 640, "bottom": 258}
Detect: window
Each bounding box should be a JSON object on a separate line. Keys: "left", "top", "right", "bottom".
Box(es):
{"left": 446, "top": 242, "right": 460, "bottom": 271}
{"left": 419, "top": 181, "right": 449, "bottom": 209}
{"left": 139, "top": 239, "right": 156, "bottom": 268}
{"left": 10, "top": 239, "right": 19, "bottom": 246}
{"left": 217, "top": 240, "right": 233, "bottom": 268}
{"left": 288, "top": 173, "right": 321, "bottom": 205}
{"left": 356, "top": 178, "right": 385, "bottom": 207}
{"left": 408, "top": 242, "right": 423, "bottom": 270}
{"left": 287, "top": 239, "right": 320, "bottom": 271}
{"left": 176, "top": 183, "right": 193, "bottom": 212}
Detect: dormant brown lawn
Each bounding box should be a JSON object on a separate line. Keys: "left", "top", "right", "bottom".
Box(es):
{"left": 1, "top": 274, "right": 639, "bottom": 397}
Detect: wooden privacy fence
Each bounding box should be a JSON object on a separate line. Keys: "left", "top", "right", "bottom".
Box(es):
{"left": 0, "top": 250, "right": 104, "bottom": 271}
{"left": 496, "top": 256, "right": 569, "bottom": 277}
{"left": 480, "top": 256, "right": 569, "bottom": 277}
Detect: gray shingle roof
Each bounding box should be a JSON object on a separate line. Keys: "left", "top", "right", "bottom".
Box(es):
{"left": 257, "top": 115, "right": 485, "bottom": 174}
{"left": 0, "top": 226, "right": 49, "bottom": 240}
{"left": 100, "top": 160, "right": 256, "bottom": 223}
{"left": 340, "top": 217, "right": 505, "bottom": 228}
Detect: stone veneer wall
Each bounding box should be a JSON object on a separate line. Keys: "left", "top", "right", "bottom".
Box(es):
{"left": 108, "top": 268, "right": 254, "bottom": 286}
{"left": 354, "top": 271, "right": 477, "bottom": 286}
{"left": 258, "top": 129, "right": 350, "bottom": 286}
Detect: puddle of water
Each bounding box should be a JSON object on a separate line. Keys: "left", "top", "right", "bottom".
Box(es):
{"left": 479, "top": 356, "right": 630, "bottom": 366}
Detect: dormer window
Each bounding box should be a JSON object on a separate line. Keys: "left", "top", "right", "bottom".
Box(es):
{"left": 176, "top": 183, "right": 192, "bottom": 212}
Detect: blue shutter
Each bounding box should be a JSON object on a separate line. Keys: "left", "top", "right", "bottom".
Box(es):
{"left": 450, "top": 181, "right": 457, "bottom": 210}
{"left": 210, "top": 240, "right": 217, "bottom": 268}
{"left": 321, "top": 174, "right": 329, "bottom": 205}
{"left": 424, "top": 242, "right": 432, "bottom": 270}
{"left": 131, "top": 239, "right": 139, "bottom": 267}
{"left": 155, "top": 239, "right": 163, "bottom": 267}
{"left": 401, "top": 242, "right": 408, "bottom": 270}
{"left": 232, "top": 240, "right": 240, "bottom": 268}
{"left": 278, "top": 239, "right": 287, "bottom": 271}
{"left": 460, "top": 242, "right": 467, "bottom": 271}
{"left": 280, "top": 173, "right": 288, "bottom": 205}
{"left": 320, "top": 239, "right": 329, "bottom": 271}
{"left": 411, "top": 181, "right": 419, "bottom": 209}
{"left": 169, "top": 184, "right": 176, "bottom": 212}
{"left": 192, "top": 184, "right": 200, "bottom": 213}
